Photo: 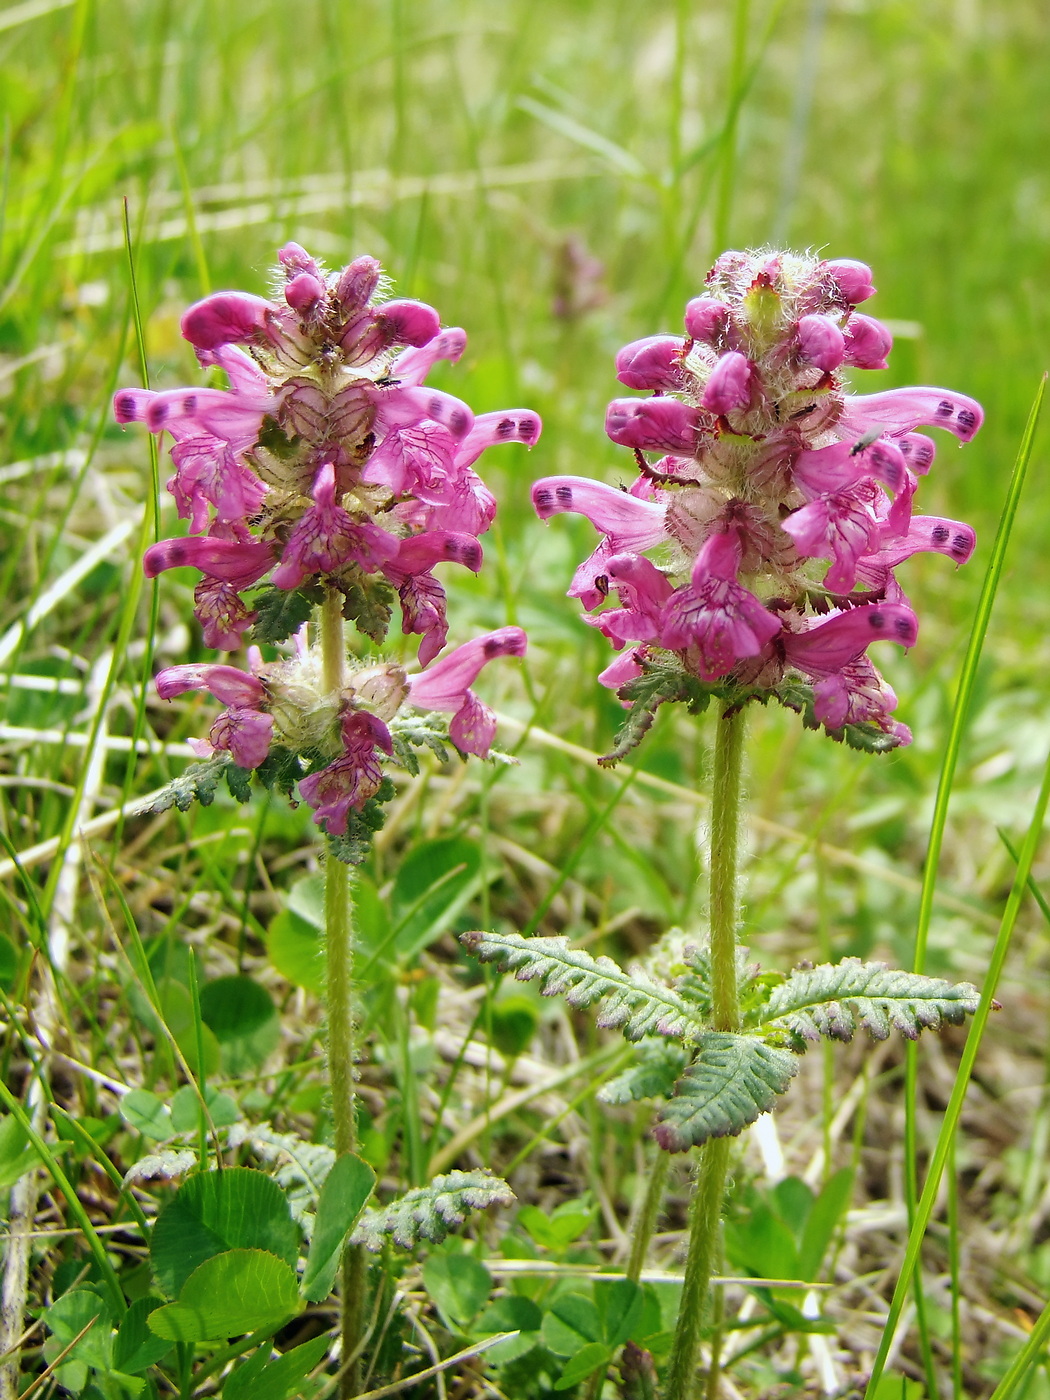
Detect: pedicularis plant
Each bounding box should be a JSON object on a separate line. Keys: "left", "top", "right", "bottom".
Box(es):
{"left": 115, "top": 244, "right": 537, "bottom": 1395}
{"left": 109, "top": 246, "right": 988, "bottom": 1400}
{"left": 467, "top": 249, "right": 985, "bottom": 1397}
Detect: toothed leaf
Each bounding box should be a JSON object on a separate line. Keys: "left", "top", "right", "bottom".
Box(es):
{"left": 351, "top": 1170, "right": 515, "bottom": 1252}
{"left": 598, "top": 1039, "right": 690, "bottom": 1105}
{"left": 248, "top": 583, "right": 321, "bottom": 645}
{"left": 775, "top": 681, "right": 909, "bottom": 754}
{"left": 145, "top": 755, "right": 231, "bottom": 813}
{"left": 460, "top": 931, "right": 707, "bottom": 1042}
{"left": 653, "top": 1033, "right": 798, "bottom": 1151}
{"left": 337, "top": 565, "right": 394, "bottom": 644}
{"left": 760, "top": 958, "right": 981, "bottom": 1044}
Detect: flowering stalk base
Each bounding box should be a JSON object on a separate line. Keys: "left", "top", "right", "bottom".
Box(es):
{"left": 666, "top": 706, "right": 745, "bottom": 1398}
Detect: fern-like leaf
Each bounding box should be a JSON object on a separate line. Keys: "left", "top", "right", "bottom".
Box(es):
{"left": 145, "top": 755, "right": 232, "bottom": 813}
{"left": 351, "top": 1170, "right": 515, "bottom": 1252}
{"left": 598, "top": 1039, "right": 690, "bottom": 1105}
{"left": 760, "top": 958, "right": 981, "bottom": 1044}
{"left": 460, "top": 931, "right": 706, "bottom": 1042}
{"left": 653, "top": 1033, "right": 798, "bottom": 1151}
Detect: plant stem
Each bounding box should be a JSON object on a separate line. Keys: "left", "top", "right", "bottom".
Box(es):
{"left": 627, "top": 1149, "right": 670, "bottom": 1283}
{"left": 319, "top": 587, "right": 365, "bottom": 1398}
{"left": 665, "top": 706, "right": 746, "bottom": 1400}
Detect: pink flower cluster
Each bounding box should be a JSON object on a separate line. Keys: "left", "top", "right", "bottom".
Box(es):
{"left": 533, "top": 250, "right": 982, "bottom": 746}
{"left": 115, "top": 241, "right": 539, "bottom": 662}
{"left": 116, "top": 245, "right": 536, "bottom": 835}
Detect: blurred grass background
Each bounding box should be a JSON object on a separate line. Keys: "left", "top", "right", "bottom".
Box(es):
{"left": 2, "top": 0, "right": 1050, "bottom": 1392}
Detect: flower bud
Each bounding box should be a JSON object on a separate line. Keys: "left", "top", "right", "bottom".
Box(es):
{"left": 375, "top": 299, "right": 441, "bottom": 348}
{"left": 333, "top": 255, "right": 382, "bottom": 314}
{"left": 181, "top": 293, "right": 273, "bottom": 350}
{"left": 683, "top": 296, "right": 735, "bottom": 348}
{"left": 615, "top": 336, "right": 687, "bottom": 391}
{"left": 284, "top": 271, "right": 326, "bottom": 317}
{"left": 278, "top": 242, "right": 321, "bottom": 277}
{"left": 825, "top": 259, "right": 876, "bottom": 305}
{"left": 701, "top": 351, "right": 752, "bottom": 414}
{"left": 351, "top": 663, "right": 409, "bottom": 721}
{"left": 842, "top": 314, "right": 893, "bottom": 370}
{"left": 796, "top": 314, "right": 846, "bottom": 372}
{"left": 605, "top": 397, "right": 700, "bottom": 454}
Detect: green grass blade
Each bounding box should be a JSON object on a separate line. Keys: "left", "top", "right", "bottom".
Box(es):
{"left": 864, "top": 738, "right": 1050, "bottom": 1398}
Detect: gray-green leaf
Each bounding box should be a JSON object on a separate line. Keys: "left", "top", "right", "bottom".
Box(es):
{"left": 653, "top": 1033, "right": 798, "bottom": 1151}
{"left": 761, "top": 959, "right": 981, "bottom": 1043}
{"left": 352, "top": 1170, "right": 515, "bottom": 1252}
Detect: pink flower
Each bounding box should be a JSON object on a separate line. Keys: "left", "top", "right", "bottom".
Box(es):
{"left": 407, "top": 627, "right": 527, "bottom": 757}
{"left": 660, "top": 531, "right": 781, "bottom": 679}
{"left": 701, "top": 351, "right": 753, "bottom": 415}
{"left": 605, "top": 398, "right": 701, "bottom": 454}
{"left": 155, "top": 662, "right": 273, "bottom": 769}
{"left": 298, "top": 712, "right": 394, "bottom": 835}
{"left": 272, "top": 463, "right": 400, "bottom": 589}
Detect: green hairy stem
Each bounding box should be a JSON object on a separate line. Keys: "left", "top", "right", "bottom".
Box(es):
{"left": 665, "top": 706, "right": 745, "bottom": 1400}
{"left": 320, "top": 587, "right": 366, "bottom": 1397}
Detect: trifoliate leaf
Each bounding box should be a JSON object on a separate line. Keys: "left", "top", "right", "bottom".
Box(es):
{"left": 653, "top": 1033, "right": 798, "bottom": 1151}
{"left": 146, "top": 755, "right": 231, "bottom": 813}
{"left": 760, "top": 958, "right": 981, "bottom": 1044}
{"left": 248, "top": 584, "right": 321, "bottom": 646}
{"left": 351, "top": 1170, "right": 515, "bottom": 1252}
{"left": 461, "top": 931, "right": 707, "bottom": 1043}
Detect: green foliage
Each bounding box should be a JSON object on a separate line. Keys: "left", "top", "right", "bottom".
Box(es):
{"left": 337, "top": 565, "right": 395, "bottom": 644}
{"left": 352, "top": 1170, "right": 515, "bottom": 1251}
{"left": 301, "top": 1152, "right": 376, "bottom": 1303}
{"left": 147, "top": 1249, "right": 302, "bottom": 1341}
{"left": 325, "top": 777, "right": 395, "bottom": 865}
{"left": 761, "top": 959, "right": 981, "bottom": 1044}
{"left": 422, "top": 1253, "right": 493, "bottom": 1329}
{"left": 150, "top": 1167, "right": 300, "bottom": 1297}
{"left": 224, "top": 1335, "right": 330, "bottom": 1400}
{"left": 389, "top": 712, "right": 454, "bottom": 773}
{"left": 600, "top": 659, "right": 713, "bottom": 767}
{"left": 653, "top": 1034, "right": 799, "bottom": 1151}
{"left": 598, "top": 1038, "right": 690, "bottom": 1105}
{"left": 249, "top": 583, "right": 321, "bottom": 645}
{"left": 199, "top": 974, "right": 280, "bottom": 1073}
{"left": 145, "top": 755, "right": 233, "bottom": 814}
{"left": 460, "top": 931, "right": 706, "bottom": 1042}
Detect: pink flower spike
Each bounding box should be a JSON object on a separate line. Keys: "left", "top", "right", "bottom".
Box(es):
{"left": 782, "top": 602, "right": 918, "bottom": 678}
{"left": 701, "top": 351, "right": 753, "bottom": 415}
{"left": 531, "top": 476, "right": 667, "bottom": 551}
{"left": 683, "top": 296, "right": 735, "bottom": 347}
{"left": 838, "top": 387, "right": 983, "bottom": 442}
{"left": 181, "top": 292, "right": 275, "bottom": 350}
{"left": 604, "top": 398, "right": 701, "bottom": 454}
{"left": 843, "top": 314, "right": 893, "bottom": 370}
{"left": 898, "top": 433, "right": 936, "bottom": 475}
{"left": 272, "top": 462, "right": 398, "bottom": 590}
{"left": 209, "top": 707, "right": 275, "bottom": 770}
{"left": 796, "top": 315, "right": 846, "bottom": 372}
{"left": 615, "top": 336, "right": 688, "bottom": 392}
{"left": 391, "top": 328, "right": 468, "bottom": 386}
{"left": 375, "top": 299, "right": 441, "bottom": 348}
{"left": 144, "top": 535, "right": 275, "bottom": 588}
{"left": 660, "top": 531, "right": 781, "bottom": 678}
{"left": 455, "top": 410, "right": 543, "bottom": 469}
{"left": 407, "top": 627, "right": 527, "bottom": 711}
{"left": 155, "top": 663, "right": 265, "bottom": 707}
{"left": 824, "top": 259, "right": 876, "bottom": 305}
